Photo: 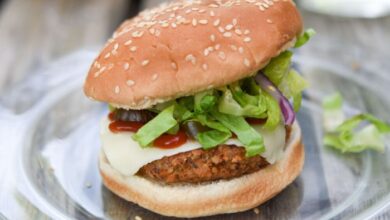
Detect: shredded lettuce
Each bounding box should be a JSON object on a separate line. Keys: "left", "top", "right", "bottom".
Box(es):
{"left": 133, "top": 105, "right": 177, "bottom": 147}
{"left": 322, "top": 92, "right": 345, "bottom": 132}
{"left": 294, "top": 28, "right": 316, "bottom": 48}
{"left": 128, "top": 41, "right": 312, "bottom": 156}
{"left": 211, "top": 111, "right": 265, "bottom": 157}
{"left": 279, "top": 69, "right": 309, "bottom": 112}
{"left": 263, "top": 51, "right": 292, "bottom": 85}
{"left": 323, "top": 93, "right": 390, "bottom": 153}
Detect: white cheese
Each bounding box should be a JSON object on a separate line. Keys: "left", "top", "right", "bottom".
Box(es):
{"left": 101, "top": 118, "right": 286, "bottom": 176}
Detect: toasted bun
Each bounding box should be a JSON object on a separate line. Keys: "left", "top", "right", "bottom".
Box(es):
{"left": 84, "top": 0, "right": 302, "bottom": 109}
{"left": 99, "top": 121, "right": 304, "bottom": 217}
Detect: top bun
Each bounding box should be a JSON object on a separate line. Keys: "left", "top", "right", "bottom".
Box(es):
{"left": 84, "top": 0, "right": 302, "bottom": 109}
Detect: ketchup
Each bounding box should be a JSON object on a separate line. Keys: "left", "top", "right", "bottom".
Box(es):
{"left": 109, "top": 121, "right": 144, "bottom": 133}
{"left": 153, "top": 130, "right": 188, "bottom": 149}
{"left": 108, "top": 112, "right": 116, "bottom": 121}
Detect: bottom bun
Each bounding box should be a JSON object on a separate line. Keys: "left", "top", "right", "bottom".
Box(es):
{"left": 99, "top": 121, "right": 304, "bottom": 218}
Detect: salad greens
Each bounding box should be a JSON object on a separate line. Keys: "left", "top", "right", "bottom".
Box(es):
{"left": 323, "top": 93, "right": 390, "bottom": 153}
{"left": 127, "top": 30, "right": 314, "bottom": 156}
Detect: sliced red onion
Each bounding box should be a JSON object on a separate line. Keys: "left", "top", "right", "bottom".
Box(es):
{"left": 254, "top": 72, "right": 295, "bottom": 125}
{"left": 114, "top": 109, "right": 156, "bottom": 123}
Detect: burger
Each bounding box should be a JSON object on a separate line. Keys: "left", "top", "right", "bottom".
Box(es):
{"left": 84, "top": 0, "right": 313, "bottom": 217}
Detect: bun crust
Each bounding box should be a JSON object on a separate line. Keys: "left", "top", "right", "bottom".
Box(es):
{"left": 84, "top": 0, "right": 302, "bottom": 109}
{"left": 99, "top": 122, "right": 304, "bottom": 217}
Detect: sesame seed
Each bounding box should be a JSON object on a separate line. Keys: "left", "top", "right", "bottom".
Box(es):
{"left": 161, "top": 23, "right": 169, "bottom": 27}
{"left": 152, "top": 74, "right": 158, "bottom": 81}
{"left": 123, "top": 62, "right": 130, "bottom": 70}
{"left": 104, "top": 53, "right": 111, "bottom": 59}
{"left": 132, "top": 31, "right": 144, "bottom": 38}
{"left": 207, "top": 46, "right": 214, "bottom": 52}
{"left": 141, "top": 60, "right": 150, "bottom": 66}
{"left": 126, "top": 80, "right": 135, "bottom": 86}
{"left": 114, "top": 86, "right": 120, "bottom": 94}
{"left": 171, "top": 62, "right": 178, "bottom": 70}
{"left": 113, "top": 43, "right": 119, "bottom": 50}
{"left": 225, "top": 24, "right": 233, "bottom": 30}
{"left": 111, "top": 50, "right": 118, "bottom": 56}
{"left": 210, "top": 11, "right": 215, "bottom": 16}
{"left": 124, "top": 40, "right": 133, "bottom": 45}
{"left": 244, "top": 37, "right": 252, "bottom": 42}
{"left": 266, "top": 19, "right": 273, "bottom": 23}
{"left": 149, "top": 28, "right": 155, "bottom": 34}
{"left": 215, "top": 44, "right": 221, "bottom": 50}
{"left": 209, "top": 4, "right": 219, "bottom": 8}
{"left": 232, "top": 19, "right": 238, "bottom": 25}
{"left": 223, "top": 32, "right": 232, "bottom": 37}
{"left": 130, "top": 46, "right": 137, "bottom": 52}
{"left": 230, "top": 45, "right": 238, "bottom": 51}
{"left": 192, "top": 7, "right": 199, "bottom": 11}
{"left": 155, "top": 29, "right": 161, "bottom": 36}
{"left": 171, "top": 23, "right": 177, "bottom": 28}
{"left": 202, "top": 63, "right": 208, "bottom": 71}
{"left": 235, "top": 29, "right": 242, "bottom": 35}
{"left": 185, "top": 9, "right": 191, "bottom": 14}
{"left": 199, "top": 9, "right": 206, "bottom": 13}
{"left": 244, "top": 58, "right": 250, "bottom": 67}
{"left": 239, "top": 47, "right": 244, "bottom": 54}
{"left": 244, "top": 29, "right": 250, "bottom": 35}
{"left": 204, "top": 48, "right": 210, "bottom": 56}
{"left": 213, "top": 19, "right": 220, "bottom": 27}
{"left": 199, "top": 19, "right": 208, "bottom": 25}
{"left": 185, "top": 54, "right": 196, "bottom": 64}
{"left": 218, "top": 51, "right": 226, "bottom": 60}
{"left": 265, "top": 0, "right": 274, "bottom": 5}
{"left": 210, "top": 34, "right": 216, "bottom": 42}
{"left": 192, "top": 18, "right": 197, "bottom": 26}
{"left": 218, "top": 26, "right": 225, "bottom": 33}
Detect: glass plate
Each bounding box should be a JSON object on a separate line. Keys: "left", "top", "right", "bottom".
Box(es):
{"left": 1, "top": 50, "right": 390, "bottom": 220}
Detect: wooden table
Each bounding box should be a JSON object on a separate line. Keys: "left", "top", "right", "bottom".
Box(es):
{"left": 0, "top": 0, "right": 389, "bottom": 219}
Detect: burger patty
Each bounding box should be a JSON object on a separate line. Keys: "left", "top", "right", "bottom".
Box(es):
{"left": 137, "top": 145, "right": 269, "bottom": 184}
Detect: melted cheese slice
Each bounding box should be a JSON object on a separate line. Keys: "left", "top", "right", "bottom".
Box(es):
{"left": 101, "top": 117, "right": 286, "bottom": 176}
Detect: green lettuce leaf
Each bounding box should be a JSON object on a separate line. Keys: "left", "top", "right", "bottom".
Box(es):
{"left": 263, "top": 51, "right": 293, "bottom": 85}
{"left": 211, "top": 111, "right": 265, "bottom": 157}
{"left": 133, "top": 105, "right": 177, "bottom": 147}
{"left": 218, "top": 87, "right": 266, "bottom": 118}
{"left": 194, "top": 90, "right": 217, "bottom": 113}
{"left": 195, "top": 114, "right": 231, "bottom": 149}
{"left": 322, "top": 93, "right": 345, "bottom": 132}
{"left": 322, "top": 93, "right": 390, "bottom": 153}
{"left": 294, "top": 28, "right": 316, "bottom": 48}
{"left": 263, "top": 92, "right": 281, "bottom": 130}
{"left": 279, "top": 69, "right": 309, "bottom": 112}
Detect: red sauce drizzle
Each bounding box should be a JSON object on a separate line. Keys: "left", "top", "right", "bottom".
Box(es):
{"left": 153, "top": 130, "right": 188, "bottom": 149}
{"left": 109, "top": 121, "right": 144, "bottom": 133}
{"left": 108, "top": 112, "right": 116, "bottom": 121}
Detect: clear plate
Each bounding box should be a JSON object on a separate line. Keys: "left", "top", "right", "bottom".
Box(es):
{"left": 1, "top": 50, "right": 390, "bottom": 220}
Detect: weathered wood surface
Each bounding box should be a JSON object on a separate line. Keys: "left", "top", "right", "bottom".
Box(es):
{"left": 0, "top": 0, "right": 390, "bottom": 219}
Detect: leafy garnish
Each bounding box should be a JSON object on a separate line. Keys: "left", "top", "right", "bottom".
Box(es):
{"left": 294, "top": 28, "right": 316, "bottom": 48}
{"left": 323, "top": 93, "right": 390, "bottom": 153}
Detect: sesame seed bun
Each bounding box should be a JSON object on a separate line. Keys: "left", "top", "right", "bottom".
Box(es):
{"left": 84, "top": 0, "right": 302, "bottom": 109}
{"left": 99, "top": 121, "right": 304, "bottom": 217}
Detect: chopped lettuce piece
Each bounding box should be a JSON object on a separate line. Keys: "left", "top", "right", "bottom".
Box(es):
{"left": 133, "top": 105, "right": 177, "bottom": 147}
{"left": 195, "top": 114, "right": 231, "bottom": 149}
{"left": 211, "top": 111, "right": 265, "bottom": 157}
{"left": 322, "top": 93, "right": 390, "bottom": 153}
{"left": 322, "top": 93, "right": 345, "bottom": 132}
{"left": 263, "top": 51, "right": 293, "bottom": 85}
{"left": 279, "top": 69, "right": 309, "bottom": 112}
{"left": 294, "top": 28, "right": 316, "bottom": 48}
{"left": 263, "top": 92, "right": 282, "bottom": 130}
{"left": 194, "top": 90, "right": 218, "bottom": 113}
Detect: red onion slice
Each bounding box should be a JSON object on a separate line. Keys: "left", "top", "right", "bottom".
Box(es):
{"left": 255, "top": 72, "right": 295, "bottom": 125}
